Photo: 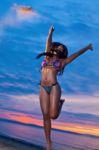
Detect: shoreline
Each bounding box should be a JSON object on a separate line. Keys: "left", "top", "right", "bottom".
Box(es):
{"left": 0, "top": 134, "right": 44, "bottom": 150}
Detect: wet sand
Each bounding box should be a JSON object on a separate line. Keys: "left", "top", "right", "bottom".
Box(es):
{"left": 0, "top": 135, "right": 44, "bottom": 150}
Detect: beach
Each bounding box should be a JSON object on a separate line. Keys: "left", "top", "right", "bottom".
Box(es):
{"left": 0, "top": 135, "right": 44, "bottom": 150}
{"left": 0, "top": 116, "right": 99, "bottom": 150}
{"left": 0, "top": 108, "right": 99, "bottom": 150}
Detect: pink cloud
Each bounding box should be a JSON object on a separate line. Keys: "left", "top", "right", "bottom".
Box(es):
{"left": 0, "top": 109, "right": 99, "bottom": 137}
{"left": 0, "top": 3, "right": 39, "bottom": 36}
{"left": 13, "top": 4, "right": 39, "bottom": 22}
{"left": 62, "top": 95, "right": 99, "bottom": 115}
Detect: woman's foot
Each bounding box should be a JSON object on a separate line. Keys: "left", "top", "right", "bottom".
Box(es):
{"left": 46, "top": 141, "right": 51, "bottom": 150}
{"left": 60, "top": 99, "right": 65, "bottom": 105}
{"left": 59, "top": 99, "right": 65, "bottom": 109}
{"left": 58, "top": 99, "right": 65, "bottom": 115}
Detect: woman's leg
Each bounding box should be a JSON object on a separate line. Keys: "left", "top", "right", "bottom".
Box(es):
{"left": 50, "top": 83, "right": 64, "bottom": 119}
{"left": 39, "top": 87, "right": 51, "bottom": 150}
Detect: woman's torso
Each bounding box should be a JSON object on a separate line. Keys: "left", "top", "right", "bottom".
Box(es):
{"left": 41, "top": 57, "right": 62, "bottom": 86}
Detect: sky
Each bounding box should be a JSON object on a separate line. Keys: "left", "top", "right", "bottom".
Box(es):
{"left": 0, "top": 0, "right": 99, "bottom": 140}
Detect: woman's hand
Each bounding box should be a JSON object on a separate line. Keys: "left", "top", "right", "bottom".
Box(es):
{"left": 49, "top": 26, "right": 54, "bottom": 33}
{"left": 86, "top": 44, "right": 93, "bottom": 51}
{"left": 45, "top": 26, "right": 54, "bottom": 52}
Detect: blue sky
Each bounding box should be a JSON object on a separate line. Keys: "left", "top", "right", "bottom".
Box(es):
{"left": 0, "top": 2, "right": 99, "bottom": 147}
{"left": 0, "top": 0, "right": 99, "bottom": 117}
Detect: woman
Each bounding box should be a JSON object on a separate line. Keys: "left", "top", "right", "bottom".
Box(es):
{"left": 36, "top": 26, "right": 93, "bottom": 150}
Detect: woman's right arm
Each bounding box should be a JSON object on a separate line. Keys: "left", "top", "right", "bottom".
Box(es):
{"left": 45, "top": 26, "right": 54, "bottom": 52}
{"left": 62, "top": 44, "right": 93, "bottom": 67}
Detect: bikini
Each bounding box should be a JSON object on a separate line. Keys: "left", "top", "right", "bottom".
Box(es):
{"left": 40, "top": 59, "right": 61, "bottom": 94}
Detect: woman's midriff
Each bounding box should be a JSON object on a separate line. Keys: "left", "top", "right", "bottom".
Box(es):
{"left": 41, "top": 67, "right": 57, "bottom": 86}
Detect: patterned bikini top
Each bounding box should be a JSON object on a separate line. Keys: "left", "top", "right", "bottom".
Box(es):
{"left": 41, "top": 59, "right": 61, "bottom": 72}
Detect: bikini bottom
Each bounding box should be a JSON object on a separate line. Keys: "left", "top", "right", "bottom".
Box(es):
{"left": 40, "top": 82, "right": 57, "bottom": 94}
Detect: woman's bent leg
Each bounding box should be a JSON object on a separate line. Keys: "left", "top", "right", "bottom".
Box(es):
{"left": 50, "top": 83, "right": 64, "bottom": 119}
{"left": 39, "top": 87, "right": 51, "bottom": 150}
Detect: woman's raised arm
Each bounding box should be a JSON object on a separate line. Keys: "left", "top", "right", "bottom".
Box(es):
{"left": 45, "top": 26, "right": 54, "bottom": 52}
{"left": 62, "top": 44, "right": 93, "bottom": 66}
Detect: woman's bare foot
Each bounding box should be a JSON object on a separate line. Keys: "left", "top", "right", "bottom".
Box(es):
{"left": 60, "top": 99, "right": 65, "bottom": 109}
{"left": 60, "top": 99, "right": 65, "bottom": 105}
{"left": 58, "top": 99, "right": 65, "bottom": 116}
{"left": 56, "top": 99, "right": 65, "bottom": 119}
{"left": 46, "top": 141, "right": 51, "bottom": 150}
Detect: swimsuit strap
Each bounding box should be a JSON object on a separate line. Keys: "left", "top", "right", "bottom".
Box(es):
{"left": 40, "top": 82, "right": 57, "bottom": 94}
{"left": 41, "top": 59, "right": 61, "bottom": 71}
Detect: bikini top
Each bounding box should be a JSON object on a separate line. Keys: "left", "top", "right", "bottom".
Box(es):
{"left": 41, "top": 59, "right": 61, "bottom": 72}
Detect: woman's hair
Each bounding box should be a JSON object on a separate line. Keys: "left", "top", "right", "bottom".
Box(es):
{"left": 50, "top": 42, "right": 68, "bottom": 59}
{"left": 36, "top": 42, "right": 68, "bottom": 74}
{"left": 36, "top": 42, "right": 68, "bottom": 59}
{"left": 50, "top": 42, "right": 68, "bottom": 75}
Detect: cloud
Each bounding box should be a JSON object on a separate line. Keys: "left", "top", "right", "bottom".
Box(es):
{"left": 62, "top": 95, "right": 99, "bottom": 116}
{"left": 0, "top": 108, "right": 99, "bottom": 137}
{"left": 0, "top": 94, "right": 40, "bottom": 114}
{"left": 0, "top": 3, "right": 39, "bottom": 36}
{"left": 13, "top": 3, "right": 39, "bottom": 22}
{"left": 1, "top": 93, "right": 99, "bottom": 117}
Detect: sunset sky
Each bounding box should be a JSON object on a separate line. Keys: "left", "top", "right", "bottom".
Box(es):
{"left": 0, "top": 0, "right": 99, "bottom": 142}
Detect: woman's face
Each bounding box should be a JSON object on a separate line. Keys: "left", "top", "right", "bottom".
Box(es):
{"left": 57, "top": 45, "right": 64, "bottom": 52}
{"left": 53, "top": 54, "right": 59, "bottom": 60}
{"left": 51, "top": 44, "right": 65, "bottom": 59}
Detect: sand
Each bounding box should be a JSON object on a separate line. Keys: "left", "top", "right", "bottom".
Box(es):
{"left": 0, "top": 135, "right": 44, "bottom": 150}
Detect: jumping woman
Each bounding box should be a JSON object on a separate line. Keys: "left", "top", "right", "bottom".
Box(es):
{"left": 36, "top": 26, "right": 93, "bottom": 150}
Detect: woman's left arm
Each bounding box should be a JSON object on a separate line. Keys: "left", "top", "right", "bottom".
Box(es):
{"left": 62, "top": 44, "right": 93, "bottom": 66}
{"left": 45, "top": 26, "right": 54, "bottom": 52}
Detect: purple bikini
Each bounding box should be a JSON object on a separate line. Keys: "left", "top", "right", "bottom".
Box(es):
{"left": 40, "top": 59, "right": 61, "bottom": 94}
